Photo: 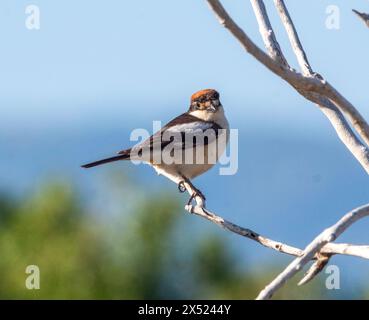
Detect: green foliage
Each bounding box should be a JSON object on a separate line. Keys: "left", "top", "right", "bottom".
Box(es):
{"left": 0, "top": 180, "right": 330, "bottom": 299}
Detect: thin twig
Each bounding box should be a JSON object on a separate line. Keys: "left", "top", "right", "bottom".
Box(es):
{"left": 250, "top": 0, "right": 289, "bottom": 67}
{"left": 273, "top": 0, "right": 313, "bottom": 75}
{"left": 298, "top": 253, "right": 331, "bottom": 286}
{"left": 185, "top": 204, "right": 369, "bottom": 261}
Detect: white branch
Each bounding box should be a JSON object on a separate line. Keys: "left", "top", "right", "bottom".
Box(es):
{"left": 202, "top": 0, "right": 369, "bottom": 299}
{"left": 249, "top": 0, "right": 369, "bottom": 175}
{"left": 185, "top": 204, "right": 369, "bottom": 261}
{"left": 250, "top": 0, "right": 289, "bottom": 67}
{"left": 298, "top": 253, "right": 330, "bottom": 286}
{"left": 256, "top": 204, "right": 369, "bottom": 300}
{"left": 273, "top": 0, "right": 313, "bottom": 76}
{"left": 206, "top": 0, "right": 369, "bottom": 172}
{"left": 272, "top": 0, "right": 369, "bottom": 176}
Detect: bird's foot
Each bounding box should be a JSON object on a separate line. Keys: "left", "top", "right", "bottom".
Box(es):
{"left": 178, "top": 179, "right": 206, "bottom": 207}
{"left": 187, "top": 187, "right": 206, "bottom": 206}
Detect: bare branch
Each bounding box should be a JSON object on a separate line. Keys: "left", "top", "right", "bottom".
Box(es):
{"left": 256, "top": 204, "right": 369, "bottom": 300}
{"left": 187, "top": 204, "right": 302, "bottom": 256}
{"left": 323, "top": 243, "right": 369, "bottom": 259}
{"left": 249, "top": 0, "right": 289, "bottom": 67}
{"left": 249, "top": 0, "right": 369, "bottom": 294}
{"left": 272, "top": 2, "right": 369, "bottom": 146}
{"left": 273, "top": 0, "right": 369, "bottom": 171}
{"left": 202, "top": 0, "right": 369, "bottom": 299}
{"left": 273, "top": 0, "right": 313, "bottom": 75}
{"left": 185, "top": 204, "right": 369, "bottom": 261}
{"left": 206, "top": 0, "right": 369, "bottom": 172}
{"left": 298, "top": 253, "right": 331, "bottom": 286}
{"left": 353, "top": 9, "right": 369, "bottom": 28}
{"left": 248, "top": 0, "right": 369, "bottom": 174}
{"left": 306, "top": 93, "right": 368, "bottom": 165}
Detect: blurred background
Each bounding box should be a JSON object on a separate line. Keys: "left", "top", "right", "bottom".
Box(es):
{"left": 0, "top": 0, "right": 369, "bottom": 299}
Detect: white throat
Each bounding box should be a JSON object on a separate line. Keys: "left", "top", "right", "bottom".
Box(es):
{"left": 189, "top": 107, "right": 229, "bottom": 129}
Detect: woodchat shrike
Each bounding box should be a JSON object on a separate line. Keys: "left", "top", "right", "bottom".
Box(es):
{"left": 82, "top": 89, "right": 229, "bottom": 207}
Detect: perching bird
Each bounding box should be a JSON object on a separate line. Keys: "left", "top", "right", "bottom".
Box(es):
{"left": 81, "top": 89, "right": 229, "bottom": 207}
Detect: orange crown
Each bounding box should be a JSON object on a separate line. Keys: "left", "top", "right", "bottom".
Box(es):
{"left": 191, "top": 89, "right": 219, "bottom": 102}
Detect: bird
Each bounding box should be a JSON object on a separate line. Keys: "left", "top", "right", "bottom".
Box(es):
{"left": 81, "top": 89, "right": 229, "bottom": 207}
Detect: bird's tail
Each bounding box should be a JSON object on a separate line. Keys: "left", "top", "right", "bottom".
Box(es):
{"left": 81, "top": 152, "right": 130, "bottom": 168}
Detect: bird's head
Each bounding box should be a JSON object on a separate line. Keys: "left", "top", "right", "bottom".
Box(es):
{"left": 189, "top": 89, "right": 222, "bottom": 114}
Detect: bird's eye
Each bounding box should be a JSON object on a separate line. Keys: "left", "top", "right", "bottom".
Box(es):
{"left": 192, "top": 102, "right": 200, "bottom": 110}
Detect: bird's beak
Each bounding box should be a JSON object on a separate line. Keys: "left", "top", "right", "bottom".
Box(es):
{"left": 209, "top": 104, "right": 217, "bottom": 112}
{"left": 209, "top": 101, "right": 221, "bottom": 112}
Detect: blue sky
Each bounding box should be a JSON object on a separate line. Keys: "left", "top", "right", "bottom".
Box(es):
{"left": 1, "top": 1, "right": 369, "bottom": 296}
{"left": 1, "top": 0, "right": 369, "bottom": 132}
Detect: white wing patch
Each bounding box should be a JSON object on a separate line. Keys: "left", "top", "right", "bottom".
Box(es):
{"left": 165, "top": 121, "right": 213, "bottom": 134}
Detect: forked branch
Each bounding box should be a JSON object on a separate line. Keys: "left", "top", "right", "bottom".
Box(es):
{"left": 199, "top": 0, "right": 369, "bottom": 299}
{"left": 256, "top": 204, "right": 369, "bottom": 299}
{"left": 206, "top": 0, "right": 369, "bottom": 170}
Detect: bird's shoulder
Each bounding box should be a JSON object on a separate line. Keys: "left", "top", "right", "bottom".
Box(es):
{"left": 162, "top": 112, "right": 220, "bottom": 133}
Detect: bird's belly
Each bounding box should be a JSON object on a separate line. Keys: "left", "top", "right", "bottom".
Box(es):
{"left": 151, "top": 130, "right": 228, "bottom": 180}
{"left": 175, "top": 163, "right": 214, "bottom": 179}
{"left": 175, "top": 140, "right": 220, "bottom": 179}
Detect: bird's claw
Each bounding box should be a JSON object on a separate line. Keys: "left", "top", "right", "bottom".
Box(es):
{"left": 178, "top": 180, "right": 206, "bottom": 207}
{"left": 187, "top": 189, "right": 206, "bottom": 206}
